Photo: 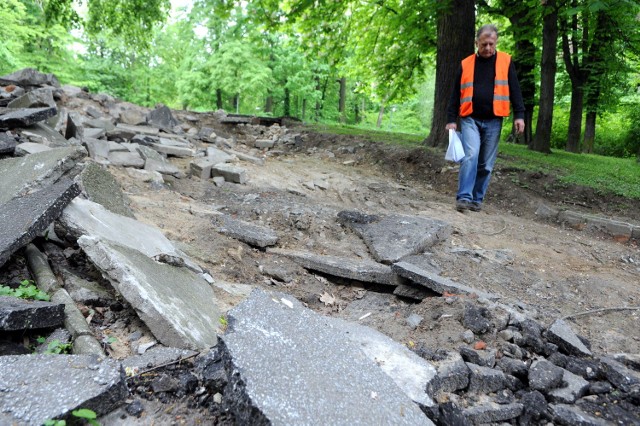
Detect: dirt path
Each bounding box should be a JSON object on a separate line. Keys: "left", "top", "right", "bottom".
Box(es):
{"left": 110, "top": 126, "right": 640, "bottom": 359}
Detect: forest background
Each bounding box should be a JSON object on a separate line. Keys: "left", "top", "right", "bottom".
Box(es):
{"left": 1, "top": 0, "right": 639, "bottom": 158}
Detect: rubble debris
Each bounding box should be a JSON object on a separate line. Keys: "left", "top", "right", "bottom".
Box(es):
{"left": 214, "top": 215, "right": 279, "bottom": 248}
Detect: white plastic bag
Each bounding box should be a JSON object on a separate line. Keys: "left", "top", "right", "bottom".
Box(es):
{"left": 445, "top": 129, "right": 465, "bottom": 162}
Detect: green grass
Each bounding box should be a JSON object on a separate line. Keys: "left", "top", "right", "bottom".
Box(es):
{"left": 305, "top": 123, "right": 640, "bottom": 200}
{"left": 499, "top": 143, "right": 640, "bottom": 199}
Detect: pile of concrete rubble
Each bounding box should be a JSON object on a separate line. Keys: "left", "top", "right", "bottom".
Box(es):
{"left": 0, "top": 68, "right": 638, "bottom": 425}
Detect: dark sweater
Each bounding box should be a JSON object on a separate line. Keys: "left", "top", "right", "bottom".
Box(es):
{"left": 446, "top": 52, "right": 525, "bottom": 123}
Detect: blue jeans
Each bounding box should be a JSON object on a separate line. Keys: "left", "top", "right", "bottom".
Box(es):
{"left": 457, "top": 116, "right": 503, "bottom": 204}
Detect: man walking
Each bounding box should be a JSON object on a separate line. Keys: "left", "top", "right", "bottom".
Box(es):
{"left": 446, "top": 24, "right": 525, "bottom": 212}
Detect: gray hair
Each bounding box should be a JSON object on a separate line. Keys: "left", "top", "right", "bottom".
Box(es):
{"left": 476, "top": 24, "right": 499, "bottom": 40}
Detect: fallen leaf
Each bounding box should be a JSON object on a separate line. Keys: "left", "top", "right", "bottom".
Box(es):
{"left": 319, "top": 291, "right": 336, "bottom": 306}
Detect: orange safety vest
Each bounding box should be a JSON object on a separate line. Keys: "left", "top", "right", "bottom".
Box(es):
{"left": 459, "top": 51, "right": 512, "bottom": 117}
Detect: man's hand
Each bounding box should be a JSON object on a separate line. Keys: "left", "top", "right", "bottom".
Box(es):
{"left": 445, "top": 123, "right": 457, "bottom": 131}
{"left": 514, "top": 118, "right": 525, "bottom": 134}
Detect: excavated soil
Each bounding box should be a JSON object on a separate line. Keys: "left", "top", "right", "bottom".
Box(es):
{"left": 69, "top": 115, "right": 640, "bottom": 424}
{"left": 107, "top": 117, "right": 640, "bottom": 359}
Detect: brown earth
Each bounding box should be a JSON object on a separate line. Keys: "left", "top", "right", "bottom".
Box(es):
{"left": 107, "top": 117, "right": 640, "bottom": 361}
{"left": 86, "top": 116, "right": 640, "bottom": 424}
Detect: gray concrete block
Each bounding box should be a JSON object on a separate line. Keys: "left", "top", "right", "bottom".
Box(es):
{"left": 393, "top": 283, "right": 434, "bottom": 300}
{"left": 270, "top": 248, "right": 400, "bottom": 286}
{"left": 0, "top": 354, "right": 126, "bottom": 425}
{"left": 0, "top": 132, "right": 17, "bottom": 154}
{"left": 254, "top": 139, "right": 275, "bottom": 149}
{"left": 212, "top": 163, "right": 247, "bottom": 184}
{"left": 73, "top": 334, "right": 106, "bottom": 356}
{"left": 427, "top": 352, "right": 470, "bottom": 394}
{"left": 548, "top": 369, "right": 589, "bottom": 404}
{"left": 221, "top": 288, "right": 433, "bottom": 425}
{"left": 78, "top": 236, "right": 220, "bottom": 350}
{"left": 14, "top": 142, "right": 52, "bottom": 156}
{"left": 0, "top": 146, "right": 84, "bottom": 206}
{"left": 108, "top": 150, "right": 145, "bottom": 168}
{"left": 214, "top": 215, "right": 278, "bottom": 248}
{"left": 0, "top": 178, "right": 81, "bottom": 268}
{"left": 60, "top": 197, "right": 200, "bottom": 273}
{"left": 466, "top": 363, "right": 507, "bottom": 393}
{"left": 549, "top": 404, "right": 609, "bottom": 426}
{"left": 392, "top": 261, "right": 499, "bottom": 300}
{"left": 79, "top": 162, "right": 135, "bottom": 218}
{"left": 0, "top": 296, "right": 64, "bottom": 331}
{"left": 463, "top": 401, "right": 524, "bottom": 424}
{"left": 547, "top": 319, "right": 592, "bottom": 357}
{"left": 0, "top": 106, "right": 57, "bottom": 127}
{"left": 338, "top": 211, "right": 452, "bottom": 264}
{"left": 189, "top": 158, "right": 215, "bottom": 179}
{"left": 529, "top": 359, "right": 565, "bottom": 391}
{"left": 600, "top": 357, "right": 640, "bottom": 393}
{"left": 151, "top": 143, "right": 194, "bottom": 157}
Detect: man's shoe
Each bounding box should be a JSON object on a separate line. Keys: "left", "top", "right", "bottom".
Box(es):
{"left": 469, "top": 202, "right": 482, "bottom": 212}
{"left": 456, "top": 200, "right": 472, "bottom": 212}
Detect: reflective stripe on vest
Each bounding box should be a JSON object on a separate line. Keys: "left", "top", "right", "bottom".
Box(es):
{"left": 459, "top": 51, "right": 512, "bottom": 117}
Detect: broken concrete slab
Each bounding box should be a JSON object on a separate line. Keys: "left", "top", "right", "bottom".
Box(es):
{"left": 392, "top": 261, "right": 499, "bottom": 300}
{"left": 109, "top": 123, "right": 160, "bottom": 140}
{"left": 206, "top": 146, "right": 234, "bottom": 164}
{"left": 0, "top": 146, "right": 85, "bottom": 204}
{"left": 0, "top": 132, "right": 18, "bottom": 154}
{"left": 61, "top": 268, "right": 114, "bottom": 306}
{"left": 547, "top": 319, "right": 593, "bottom": 357}
{"left": 0, "top": 178, "right": 81, "bottom": 267}
{"left": 78, "top": 236, "right": 220, "bottom": 350}
{"left": 0, "top": 67, "right": 61, "bottom": 88}
{"left": 0, "top": 106, "right": 57, "bottom": 128}
{"left": 600, "top": 357, "right": 640, "bottom": 393}
{"left": 393, "top": 283, "right": 436, "bottom": 301}
{"left": 144, "top": 158, "right": 183, "bottom": 177}
{"left": 189, "top": 158, "right": 216, "bottom": 179}
{"left": 0, "top": 296, "right": 65, "bottom": 331}
{"left": 549, "top": 403, "right": 609, "bottom": 426}
{"left": 22, "top": 122, "right": 73, "bottom": 147}
{"left": 14, "top": 141, "right": 52, "bottom": 156}
{"left": 463, "top": 401, "right": 524, "bottom": 424}
{"left": 221, "top": 289, "right": 432, "bottom": 425}
{"left": 0, "top": 354, "right": 126, "bottom": 425}
{"left": 212, "top": 163, "right": 247, "bottom": 184}
{"left": 269, "top": 248, "right": 400, "bottom": 286}
{"left": 108, "top": 150, "right": 145, "bottom": 168}
{"left": 223, "top": 148, "right": 264, "bottom": 165}
{"left": 329, "top": 316, "right": 438, "bottom": 408}
{"left": 83, "top": 137, "right": 110, "bottom": 163}
{"left": 151, "top": 142, "right": 194, "bottom": 158}
{"left": 78, "top": 162, "right": 135, "bottom": 218}
{"left": 7, "top": 87, "right": 56, "bottom": 108}
{"left": 548, "top": 369, "right": 589, "bottom": 404}
{"left": 59, "top": 197, "right": 200, "bottom": 272}
{"left": 147, "top": 104, "right": 180, "bottom": 131}
{"left": 338, "top": 211, "right": 452, "bottom": 264}
{"left": 214, "top": 215, "right": 279, "bottom": 248}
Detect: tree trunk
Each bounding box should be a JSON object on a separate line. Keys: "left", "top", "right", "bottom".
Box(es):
{"left": 425, "top": 0, "right": 475, "bottom": 147}
{"left": 302, "top": 98, "right": 307, "bottom": 120}
{"left": 507, "top": 2, "right": 537, "bottom": 145}
{"left": 583, "top": 111, "right": 596, "bottom": 154}
{"left": 338, "top": 77, "right": 346, "bottom": 123}
{"left": 531, "top": 0, "right": 558, "bottom": 154}
{"left": 376, "top": 104, "right": 385, "bottom": 128}
{"left": 582, "top": 10, "right": 615, "bottom": 154}
{"left": 354, "top": 98, "right": 360, "bottom": 123}
{"left": 565, "top": 87, "right": 583, "bottom": 152}
{"left": 264, "top": 95, "right": 273, "bottom": 114}
{"left": 283, "top": 88, "right": 290, "bottom": 116}
{"left": 216, "top": 89, "right": 223, "bottom": 110}
{"left": 315, "top": 76, "right": 321, "bottom": 121}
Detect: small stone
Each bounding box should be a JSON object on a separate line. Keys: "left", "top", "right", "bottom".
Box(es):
{"left": 589, "top": 381, "right": 613, "bottom": 395}
{"left": 463, "top": 303, "right": 492, "bottom": 334}
{"left": 126, "top": 399, "right": 144, "bottom": 417}
{"left": 461, "top": 330, "right": 474, "bottom": 344}
{"left": 213, "top": 393, "right": 223, "bottom": 404}
{"left": 406, "top": 313, "right": 423, "bottom": 330}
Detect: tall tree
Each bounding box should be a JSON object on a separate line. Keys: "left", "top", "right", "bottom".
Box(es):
{"left": 531, "top": 0, "right": 559, "bottom": 154}
{"left": 559, "top": 0, "right": 589, "bottom": 152}
{"left": 425, "top": 0, "right": 475, "bottom": 147}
